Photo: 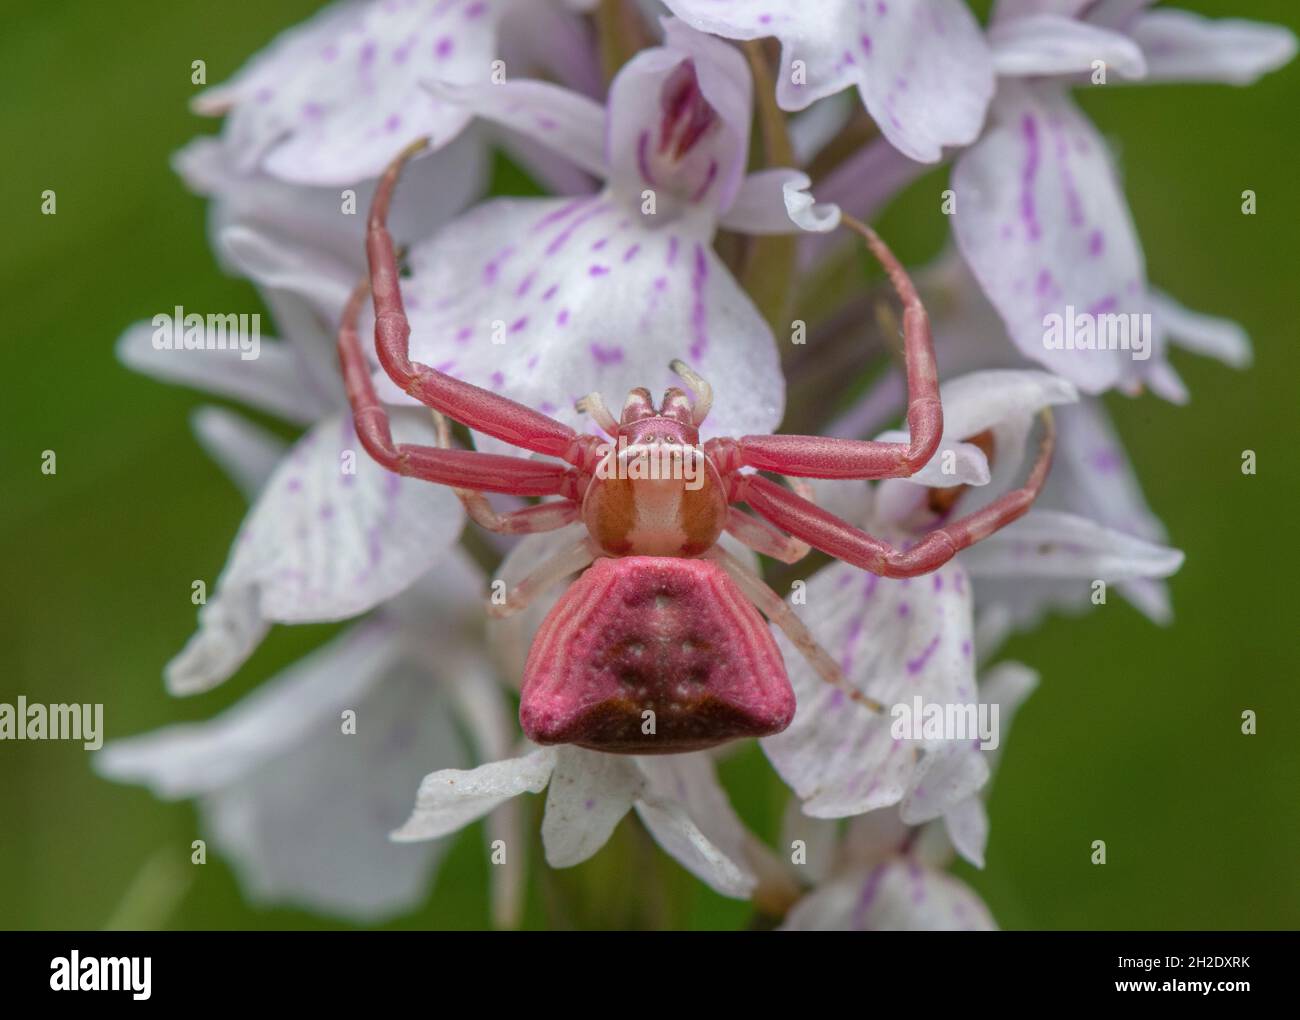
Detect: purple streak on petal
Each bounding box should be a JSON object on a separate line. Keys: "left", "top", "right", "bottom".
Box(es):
{"left": 589, "top": 264, "right": 610, "bottom": 277}
{"left": 515, "top": 271, "right": 536, "bottom": 297}
{"left": 689, "top": 243, "right": 709, "bottom": 360}
{"left": 590, "top": 343, "right": 624, "bottom": 366}
{"left": 1020, "top": 114, "right": 1042, "bottom": 242}
{"left": 541, "top": 283, "right": 559, "bottom": 301}
{"left": 490, "top": 371, "right": 505, "bottom": 389}
{"left": 545, "top": 201, "right": 609, "bottom": 256}
{"left": 906, "top": 635, "right": 941, "bottom": 676}
{"left": 1087, "top": 295, "right": 1117, "bottom": 316}
{"left": 851, "top": 863, "right": 888, "bottom": 930}
{"left": 689, "top": 159, "right": 719, "bottom": 203}
{"left": 531, "top": 198, "right": 587, "bottom": 233}
{"left": 1088, "top": 229, "right": 1105, "bottom": 257}
{"left": 666, "top": 235, "right": 679, "bottom": 267}
{"left": 509, "top": 316, "right": 528, "bottom": 333}
{"left": 623, "top": 243, "right": 641, "bottom": 263}
{"left": 557, "top": 308, "right": 570, "bottom": 326}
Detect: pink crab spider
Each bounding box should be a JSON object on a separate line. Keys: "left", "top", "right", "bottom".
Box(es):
{"left": 338, "top": 140, "right": 1056, "bottom": 755}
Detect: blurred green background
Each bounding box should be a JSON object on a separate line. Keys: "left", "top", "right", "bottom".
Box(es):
{"left": 2, "top": 0, "right": 1297, "bottom": 930}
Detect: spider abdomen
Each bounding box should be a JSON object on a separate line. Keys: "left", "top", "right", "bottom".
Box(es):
{"left": 520, "top": 556, "right": 795, "bottom": 754}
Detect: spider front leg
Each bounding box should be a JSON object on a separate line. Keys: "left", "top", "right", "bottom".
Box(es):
{"left": 736, "top": 411, "right": 1057, "bottom": 579}
{"left": 366, "top": 137, "right": 593, "bottom": 465}
{"left": 338, "top": 278, "right": 584, "bottom": 499}
{"left": 430, "top": 411, "right": 581, "bottom": 535}
{"left": 706, "top": 214, "right": 942, "bottom": 481}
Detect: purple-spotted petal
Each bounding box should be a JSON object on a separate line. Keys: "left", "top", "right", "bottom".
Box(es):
{"left": 664, "top": 0, "right": 994, "bottom": 164}
{"left": 952, "top": 82, "right": 1149, "bottom": 394}
{"left": 116, "top": 321, "right": 325, "bottom": 426}
{"left": 541, "top": 747, "right": 644, "bottom": 867}
{"left": 605, "top": 19, "right": 752, "bottom": 218}
{"left": 191, "top": 407, "right": 289, "bottom": 501}
{"left": 429, "top": 79, "right": 606, "bottom": 178}
{"left": 1129, "top": 9, "right": 1297, "bottom": 85}
{"left": 378, "top": 195, "right": 783, "bottom": 454}
{"left": 782, "top": 859, "right": 996, "bottom": 930}
{"left": 964, "top": 509, "right": 1183, "bottom": 640}
{"left": 165, "top": 411, "right": 464, "bottom": 695}
{"left": 196, "top": 0, "right": 505, "bottom": 185}
{"left": 989, "top": 13, "right": 1146, "bottom": 78}
{"left": 762, "top": 557, "right": 976, "bottom": 818}
{"left": 99, "top": 622, "right": 467, "bottom": 922}
{"left": 176, "top": 131, "right": 484, "bottom": 286}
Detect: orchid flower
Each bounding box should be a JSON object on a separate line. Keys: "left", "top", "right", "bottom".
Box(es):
{"left": 117, "top": 217, "right": 467, "bottom": 696}
{"left": 827, "top": 246, "right": 1246, "bottom": 627}
{"left": 194, "top": 0, "right": 600, "bottom": 186}
{"left": 393, "top": 744, "right": 761, "bottom": 899}
{"left": 952, "top": 0, "right": 1293, "bottom": 395}
{"left": 762, "top": 369, "right": 1183, "bottom": 849}
{"left": 782, "top": 661, "right": 1036, "bottom": 929}
{"left": 97, "top": 527, "right": 521, "bottom": 924}
{"left": 369, "top": 18, "right": 834, "bottom": 455}
{"left": 661, "top": 0, "right": 996, "bottom": 163}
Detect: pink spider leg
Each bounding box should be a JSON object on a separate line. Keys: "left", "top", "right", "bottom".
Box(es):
{"left": 736, "top": 411, "right": 1057, "bottom": 579}
{"left": 706, "top": 214, "right": 941, "bottom": 480}
{"left": 430, "top": 411, "right": 581, "bottom": 535}
{"left": 366, "top": 137, "right": 594, "bottom": 466}
{"left": 487, "top": 535, "right": 599, "bottom": 619}
{"left": 704, "top": 545, "right": 882, "bottom": 713}
{"left": 339, "top": 278, "right": 584, "bottom": 499}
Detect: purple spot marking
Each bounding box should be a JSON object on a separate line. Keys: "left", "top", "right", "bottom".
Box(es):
{"left": 860, "top": 33, "right": 873, "bottom": 56}
{"left": 490, "top": 371, "right": 505, "bottom": 389}
{"left": 384, "top": 113, "right": 402, "bottom": 133}
{"left": 541, "top": 283, "right": 559, "bottom": 301}
{"left": 465, "top": 0, "right": 487, "bottom": 19}
{"left": 1088, "top": 295, "right": 1117, "bottom": 316}
{"left": 557, "top": 308, "right": 570, "bottom": 326}
{"left": 933, "top": 573, "right": 943, "bottom": 592}
{"left": 509, "top": 316, "right": 528, "bottom": 333}
{"left": 590, "top": 343, "right": 624, "bottom": 366}
{"left": 623, "top": 243, "right": 641, "bottom": 263}
{"left": 1088, "top": 229, "right": 1105, "bottom": 257}
{"left": 907, "top": 635, "right": 941, "bottom": 676}
{"left": 688, "top": 243, "right": 709, "bottom": 360}
{"left": 852, "top": 864, "right": 888, "bottom": 930}
{"left": 589, "top": 264, "right": 610, "bottom": 277}
{"left": 1020, "top": 115, "right": 1042, "bottom": 242}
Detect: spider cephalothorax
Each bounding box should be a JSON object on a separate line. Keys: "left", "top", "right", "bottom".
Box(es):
{"left": 338, "top": 139, "right": 1056, "bottom": 755}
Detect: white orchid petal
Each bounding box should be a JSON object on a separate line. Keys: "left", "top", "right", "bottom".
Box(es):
{"left": 1129, "top": 9, "right": 1297, "bottom": 86}
{"left": 942, "top": 797, "right": 990, "bottom": 869}
{"left": 1150, "top": 289, "right": 1252, "bottom": 369}
{"left": 190, "top": 407, "right": 289, "bottom": 501}
{"left": 782, "top": 173, "right": 842, "bottom": 234}
{"left": 102, "top": 623, "right": 466, "bottom": 921}
{"left": 198, "top": 0, "right": 504, "bottom": 184}
{"left": 762, "top": 558, "right": 976, "bottom": 818}
{"left": 604, "top": 20, "right": 752, "bottom": 215}
{"left": 782, "top": 860, "right": 996, "bottom": 930}
{"left": 636, "top": 752, "right": 758, "bottom": 892}
{"left": 117, "top": 321, "right": 321, "bottom": 426}
{"left": 393, "top": 748, "right": 556, "bottom": 843}
{"left": 990, "top": 14, "right": 1146, "bottom": 79}
{"left": 382, "top": 195, "right": 783, "bottom": 454}
{"left": 901, "top": 744, "right": 990, "bottom": 825}
{"left": 541, "top": 748, "right": 644, "bottom": 867}
{"left": 634, "top": 796, "right": 755, "bottom": 898}
{"left": 166, "top": 411, "right": 464, "bottom": 695}
{"left": 962, "top": 508, "right": 1185, "bottom": 581}
{"left": 952, "top": 83, "right": 1149, "bottom": 394}
{"left": 721, "top": 168, "right": 833, "bottom": 235}
{"left": 429, "top": 79, "right": 607, "bottom": 178}
{"left": 663, "top": 0, "right": 994, "bottom": 164}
